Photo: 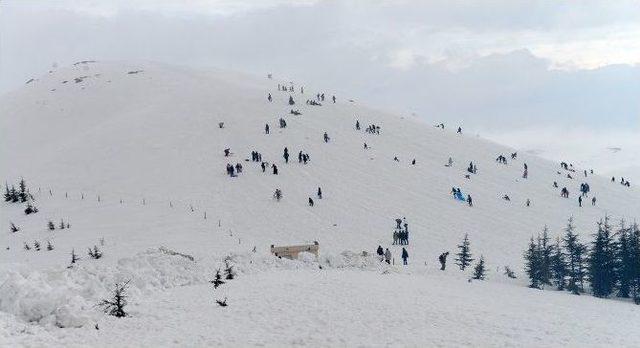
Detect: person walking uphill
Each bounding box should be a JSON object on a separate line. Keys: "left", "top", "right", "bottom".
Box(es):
{"left": 283, "top": 147, "right": 289, "bottom": 163}
{"left": 376, "top": 245, "right": 384, "bottom": 261}
{"left": 401, "top": 248, "right": 409, "bottom": 265}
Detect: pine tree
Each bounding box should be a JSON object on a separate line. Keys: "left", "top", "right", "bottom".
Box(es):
{"left": 3, "top": 183, "right": 11, "bottom": 202}
{"left": 59, "top": 219, "right": 65, "bottom": 230}
{"left": 616, "top": 221, "right": 633, "bottom": 298}
{"left": 455, "top": 234, "right": 474, "bottom": 270}
{"left": 10, "top": 186, "right": 19, "bottom": 203}
{"left": 46, "top": 240, "right": 54, "bottom": 251}
{"left": 224, "top": 260, "right": 235, "bottom": 280}
{"left": 538, "top": 226, "right": 553, "bottom": 286}
{"left": 473, "top": 255, "right": 486, "bottom": 280}
{"left": 550, "top": 237, "right": 567, "bottom": 290}
{"left": 24, "top": 242, "right": 31, "bottom": 251}
{"left": 524, "top": 236, "right": 541, "bottom": 288}
{"left": 98, "top": 281, "right": 129, "bottom": 317}
{"left": 68, "top": 249, "right": 79, "bottom": 268}
{"left": 88, "top": 245, "right": 103, "bottom": 259}
{"left": 48, "top": 220, "right": 55, "bottom": 230}
{"left": 563, "top": 217, "right": 586, "bottom": 294}
{"left": 9, "top": 222, "right": 19, "bottom": 233}
{"left": 588, "top": 216, "right": 617, "bottom": 298}
{"left": 627, "top": 223, "right": 640, "bottom": 304}
{"left": 34, "top": 240, "right": 41, "bottom": 251}
{"left": 210, "top": 269, "right": 225, "bottom": 289}
{"left": 18, "top": 178, "right": 27, "bottom": 203}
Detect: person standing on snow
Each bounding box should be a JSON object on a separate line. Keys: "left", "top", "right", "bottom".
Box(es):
{"left": 317, "top": 187, "right": 322, "bottom": 199}
{"left": 439, "top": 252, "right": 449, "bottom": 270}
{"left": 376, "top": 245, "right": 384, "bottom": 261}
{"left": 401, "top": 248, "right": 409, "bottom": 265}
{"left": 384, "top": 248, "right": 392, "bottom": 264}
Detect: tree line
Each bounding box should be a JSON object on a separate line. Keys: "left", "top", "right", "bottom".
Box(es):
{"left": 524, "top": 216, "right": 640, "bottom": 304}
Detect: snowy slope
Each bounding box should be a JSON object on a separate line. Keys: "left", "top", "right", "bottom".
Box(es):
{"left": 1, "top": 61, "right": 640, "bottom": 347}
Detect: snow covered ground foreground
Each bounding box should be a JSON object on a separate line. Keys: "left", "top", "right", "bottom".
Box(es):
{"left": 1, "top": 61, "right": 640, "bottom": 346}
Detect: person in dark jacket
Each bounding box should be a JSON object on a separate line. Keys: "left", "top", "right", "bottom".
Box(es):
{"left": 439, "top": 252, "right": 449, "bottom": 270}
{"left": 401, "top": 248, "right": 409, "bottom": 265}
{"left": 272, "top": 164, "right": 278, "bottom": 175}
{"left": 308, "top": 197, "right": 314, "bottom": 207}
{"left": 376, "top": 245, "right": 384, "bottom": 261}
{"left": 317, "top": 187, "right": 322, "bottom": 199}
{"left": 265, "top": 124, "right": 270, "bottom": 134}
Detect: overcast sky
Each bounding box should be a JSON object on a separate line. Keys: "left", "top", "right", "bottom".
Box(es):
{"left": 1, "top": 0, "right": 639, "bottom": 179}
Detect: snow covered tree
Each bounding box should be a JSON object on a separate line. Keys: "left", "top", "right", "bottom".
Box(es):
{"left": 628, "top": 223, "right": 640, "bottom": 304}
{"left": 550, "top": 237, "right": 567, "bottom": 290}
{"left": 48, "top": 220, "right": 55, "bottom": 230}
{"left": 210, "top": 269, "right": 225, "bottom": 289}
{"left": 288, "top": 95, "right": 295, "bottom": 105}
{"left": 99, "top": 281, "right": 129, "bottom": 317}
{"left": 18, "top": 178, "right": 27, "bottom": 203}
{"left": 224, "top": 260, "right": 235, "bottom": 280}
{"left": 34, "top": 240, "right": 41, "bottom": 251}
{"left": 88, "top": 245, "right": 103, "bottom": 259}
{"left": 9, "top": 222, "right": 19, "bottom": 233}
{"left": 616, "top": 222, "right": 633, "bottom": 298}
{"left": 68, "top": 249, "right": 79, "bottom": 268}
{"left": 588, "top": 216, "right": 617, "bottom": 298}
{"left": 46, "top": 240, "right": 54, "bottom": 251}
{"left": 503, "top": 266, "right": 517, "bottom": 279}
{"left": 24, "top": 202, "right": 38, "bottom": 215}
{"left": 216, "top": 297, "right": 228, "bottom": 307}
{"left": 563, "top": 217, "right": 586, "bottom": 294}
{"left": 473, "top": 255, "right": 486, "bottom": 280}
{"left": 455, "top": 234, "right": 474, "bottom": 270}
{"left": 537, "top": 226, "right": 553, "bottom": 286}
{"left": 10, "top": 186, "right": 19, "bottom": 203}
{"left": 59, "top": 219, "right": 65, "bottom": 230}
{"left": 3, "top": 184, "right": 11, "bottom": 202}
{"left": 524, "top": 236, "right": 541, "bottom": 288}
{"left": 24, "top": 242, "right": 31, "bottom": 251}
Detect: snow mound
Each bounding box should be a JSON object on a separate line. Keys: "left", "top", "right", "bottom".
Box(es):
{"left": 0, "top": 248, "right": 203, "bottom": 327}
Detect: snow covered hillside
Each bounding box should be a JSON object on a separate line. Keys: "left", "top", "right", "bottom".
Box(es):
{"left": 1, "top": 61, "right": 640, "bottom": 347}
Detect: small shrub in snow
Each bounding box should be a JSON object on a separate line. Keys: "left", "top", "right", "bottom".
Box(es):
{"left": 224, "top": 260, "right": 235, "bottom": 280}
{"left": 24, "top": 242, "right": 31, "bottom": 251}
{"left": 210, "top": 269, "right": 225, "bottom": 289}
{"left": 34, "top": 240, "right": 41, "bottom": 251}
{"left": 473, "top": 255, "right": 486, "bottom": 280}
{"left": 48, "top": 220, "right": 56, "bottom": 230}
{"left": 504, "top": 266, "right": 517, "bottom": 279}
{"left": 24, "top": 203, "right": 38, "bottom": 215}
{"left": 46, "top": 240, "right": 54, "bottom": 251}
{"left": 10, "top": 222, "right": 19, "bottom": 233}
{"left": 59, "top": 219, "right": 66, "bottom": 229}
{"left": 68, "top": 249, "right": 79, "bottom": 268}
{"left": 215, "top": 297, "right": 228, "bottom": 307}
{"left": 98, "top": 281, "right": 129, "bottom": 318}
{"left": 88, "top": 245, "right": 103, "bottom": 259}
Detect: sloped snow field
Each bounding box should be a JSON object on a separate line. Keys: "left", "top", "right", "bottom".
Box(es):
{"left": 1, "top": 61, "right": 639, "bottom": 347}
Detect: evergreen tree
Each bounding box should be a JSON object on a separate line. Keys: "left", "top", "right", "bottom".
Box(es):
{"left": 588, "top": 216, "right": 617, "bottom": 298}
{"left": 34, "top": 240, "right": 41, "bottom": 251}
{"left": 616, "top": 221, "right": 633, "bottom": 298}
{"left": 88, "top": 245, "right": 103, "bottom": 259}
{"left": 538, "top": 226, "right": 553, "bottom": 286}
{"left": 455, "top": 233, "right": 474, "bottom": 270}
{"left": 210, "top": 269, "right": 225, "bottom": 289}
{"left": 18, "top": 178, "right": 27, "bottom": 202}
{"left": 524, "top": 236, "right": 541, "bottom": 288}
{"left": 24, "top": 242, "right": 31, "bottom": 251}
{"left": 224, "top": 260, "right": 235, "bottom": 280}
{"left": 3, "top": 183, "right": 11, "bottom": 202}
{"left": 10, "top": 186, "right": 19, "bottom": 203}
{"left": 550, "top": 237, "right": 567, "bottom": 290}
{"left": 59, "top": 219, "right": 65, "bottom": 230}
{"left": 48, "top": 220, "right": 55, "bottom": 230}
{"left": 98, "top": 281, "right": 129, "bottom": 317}
{"left": 628, "top": 223, "right": 640, "bottom": 304}
{"left": 473, "top": 255, "right": 486, "bottom": 280}
{"left": 68, "top": 249, "right": 79, "bottom": 268}
{"left": 563, "top": 217, "right": 586, "bottom": 294}
{"left": 46, "top": 240, "right": 54, "bottom": 251}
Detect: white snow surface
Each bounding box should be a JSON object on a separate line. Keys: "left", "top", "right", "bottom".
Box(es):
{"left": 1, "top": 61, "right": 639, "bottom": 347}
